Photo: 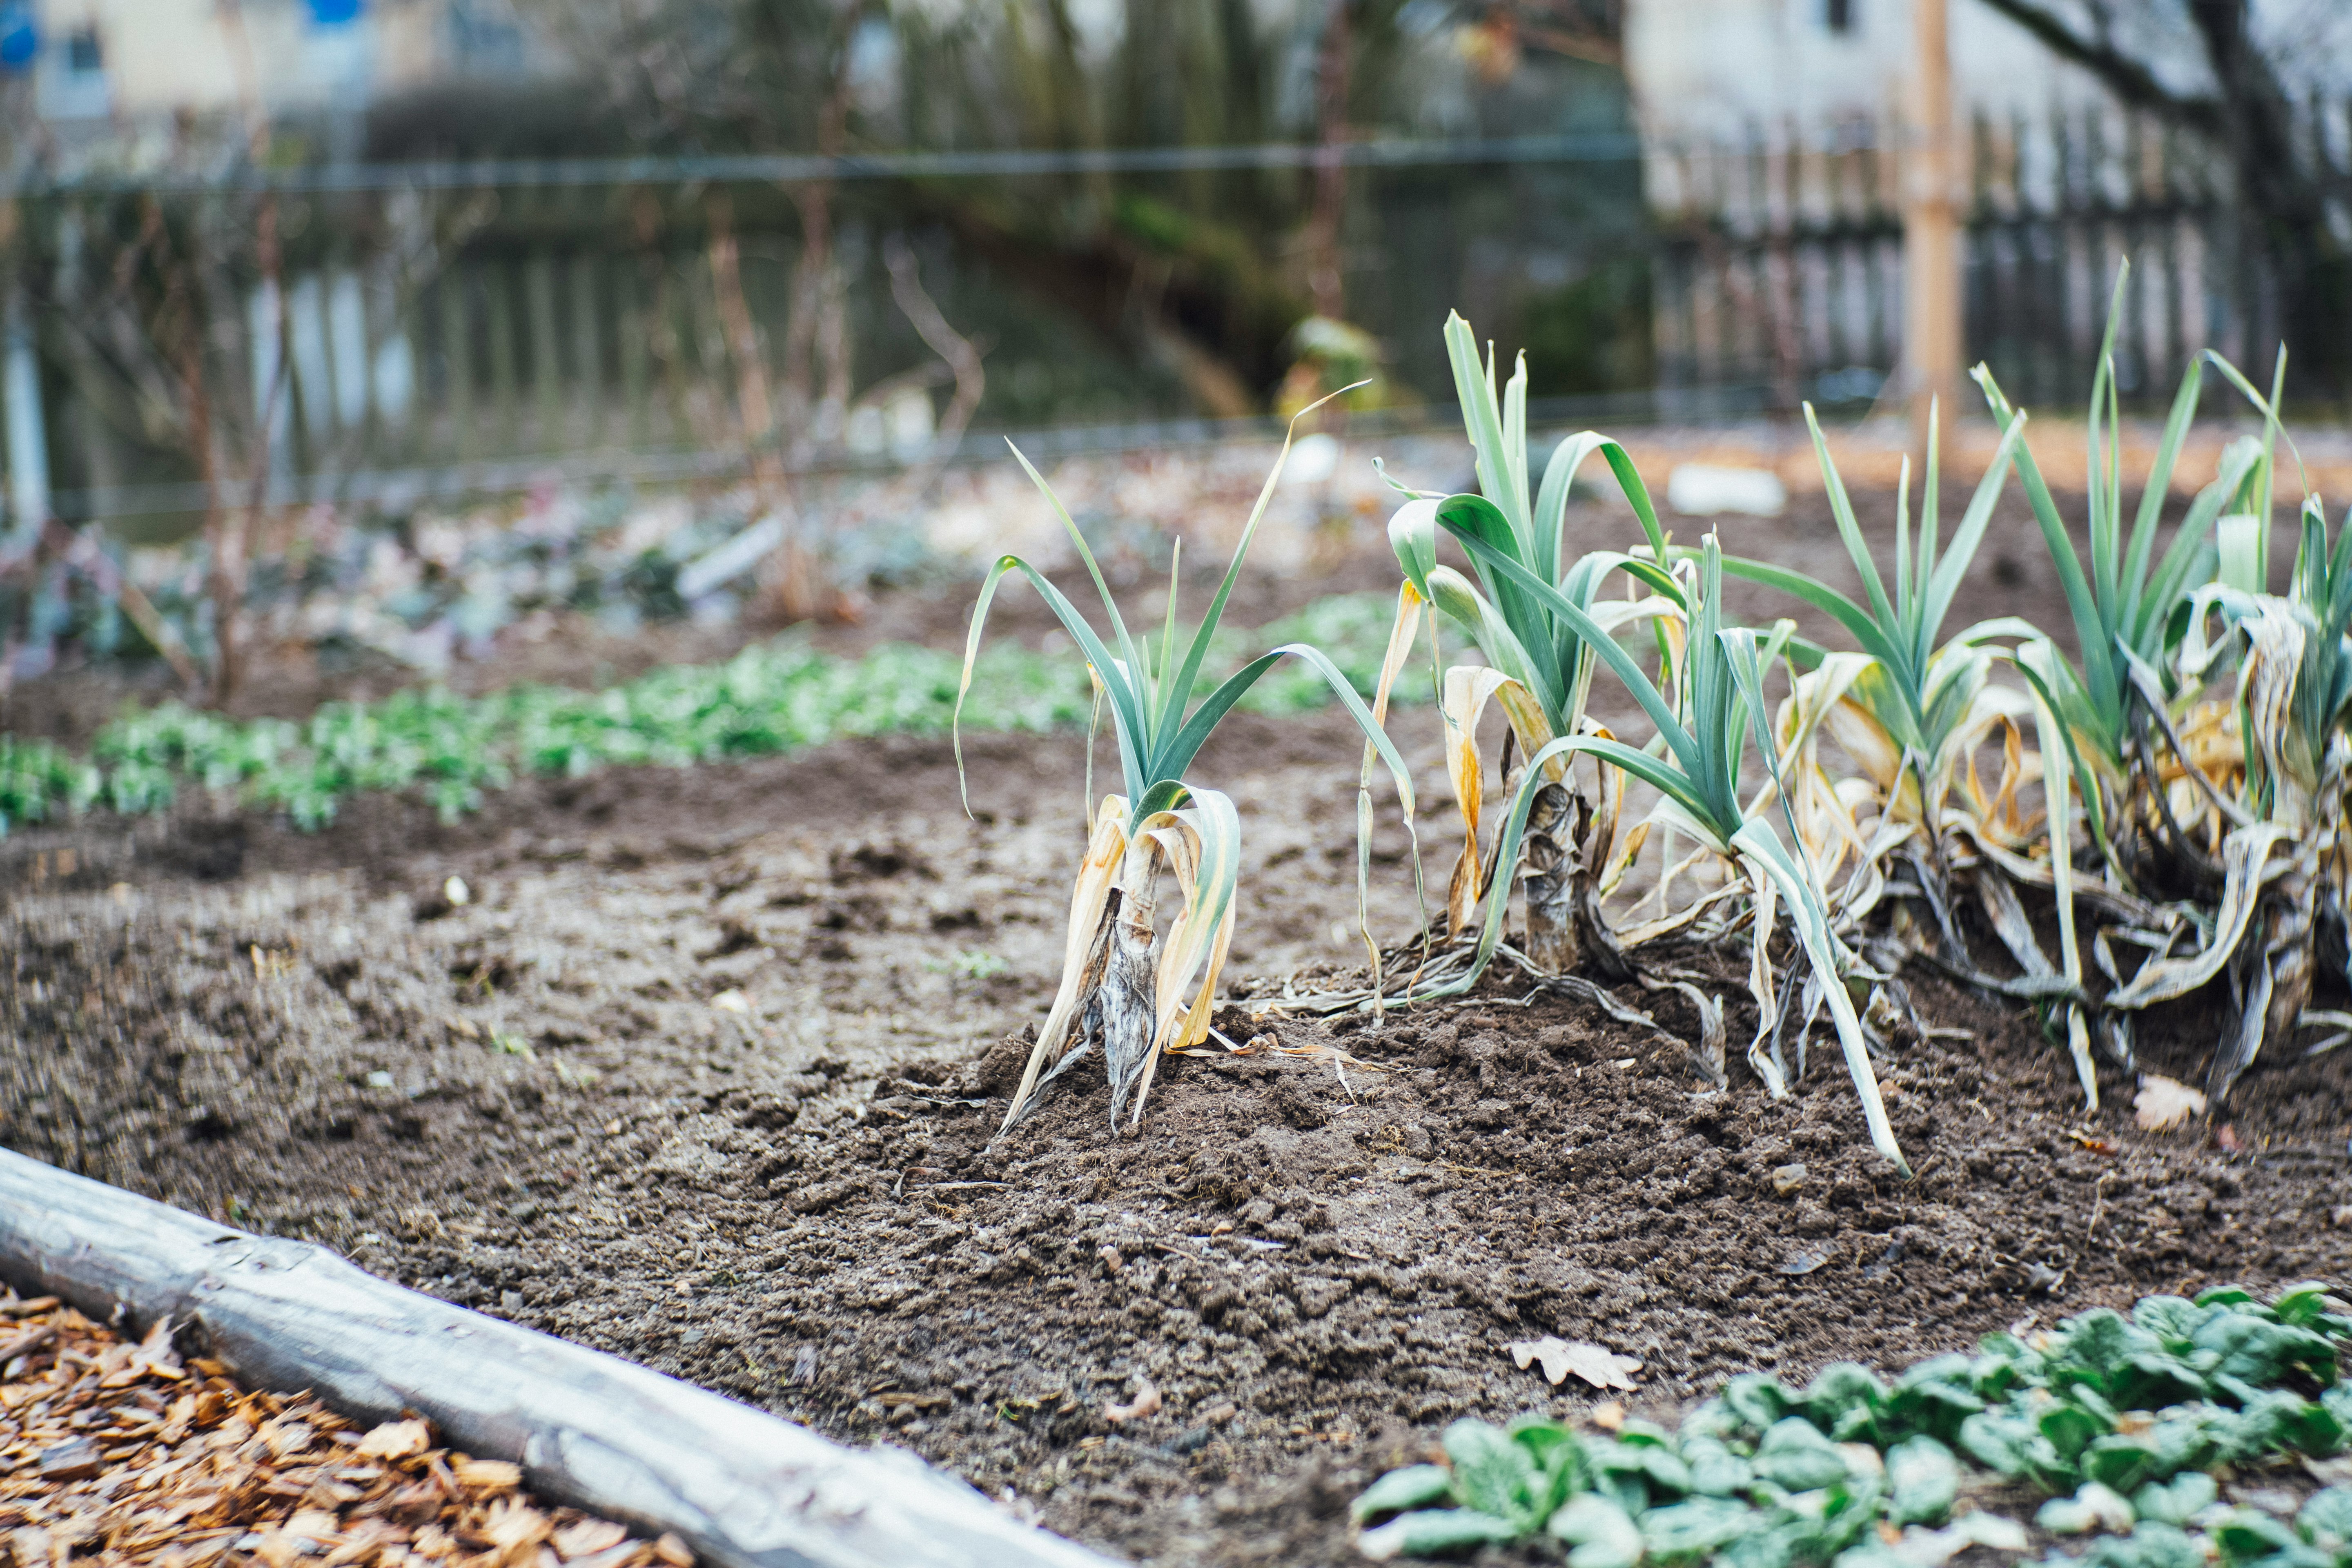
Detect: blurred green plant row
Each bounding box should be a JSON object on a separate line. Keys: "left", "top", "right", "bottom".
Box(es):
{"left": 0, "top": 592, "right": 1410, "bottom": 838}
{"left": 1356, "top": 1283, "right": 2352, "bottom": 1568}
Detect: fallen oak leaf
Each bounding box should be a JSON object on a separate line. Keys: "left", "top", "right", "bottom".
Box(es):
{"left": 1105, "top": 1377, "right": 1163, "bottom": 1424}
{"left": 354, "top": 1419, "right": 432, "bottom": 1460}
{"left": 2134, "top": 1074, "right": 2206, "bottom": 1132}
{"left": 1507, "top": 1336, "right": 1641, "bottom": 1392}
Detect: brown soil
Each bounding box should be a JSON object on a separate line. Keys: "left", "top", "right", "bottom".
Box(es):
{"left": 3, "top": 477, "right": 2349, "bottom": 1566}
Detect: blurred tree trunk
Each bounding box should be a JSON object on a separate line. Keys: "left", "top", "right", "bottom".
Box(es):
{"left": 1302, "top": 0, "right": 1356, "bottom": 323}
{"left": 1977, "top": 0, "right": 2349, "bottom": 396}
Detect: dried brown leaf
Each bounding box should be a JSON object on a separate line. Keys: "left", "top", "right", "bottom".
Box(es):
{"left": 1103, "top": 1377, "right": 1163, "bottom": 1424}
{"left": 454, "top": 1458, "right": 525, "bottom": 1492}
{"left": 483, "top": 1497, "right": 553, "bottom": 1549}
{"left": 260, "top": 1419, "right": 315, "bottom": 1459}
{"left": 2134, "top": 1074, "right": 2207, "bottom": 1131}
{"left": 286, "top": 1509, "right": 341, "bottom": 1541}
{"left": 356, "top": 1420, "right": 432, "bottom": 1461}
{"left": 552, "top": 1519, "right": 630, "bottom": 1559}
{"left": 1507, "top": 1336, "right": 1642, "bottom": 1392}
{"left": 251, "top": 1527, "right": 307, "bottom": 1568}
{"left": 570, "top": 1547, "right": 657, "bottom": 1568}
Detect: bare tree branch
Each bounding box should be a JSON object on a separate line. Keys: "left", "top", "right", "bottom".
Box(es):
{"left": 1972, "top": 0, "right": 2225, "bottom": 134}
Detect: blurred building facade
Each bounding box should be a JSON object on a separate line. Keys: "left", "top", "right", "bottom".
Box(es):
{"left": 17, "top": 0, "right": 553, "bottom": 140}
{"left": 1622, "top": 0, "right": 2352, "bottom": 411}
{"left": 1623, "top": 0, "right": 2352, "bottom": 143}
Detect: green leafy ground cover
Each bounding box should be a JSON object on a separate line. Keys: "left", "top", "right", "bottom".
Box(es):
{"left": 0, "top": 592, "right": 1408, "bottom": 835}
{"left": 1355, "top": 1285, "right": 2352, "bottom": 1568}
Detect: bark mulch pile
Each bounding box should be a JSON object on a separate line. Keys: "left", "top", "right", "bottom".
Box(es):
{"left": 0, "top": 1289, "right": 689, "bottom": 1568}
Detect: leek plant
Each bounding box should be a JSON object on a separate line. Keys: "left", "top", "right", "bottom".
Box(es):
{"left": 2169, "top": 497, "right": 2352, "bottom": 1100}
{"left": 1356, "top": 281, "right": 2348, "bottom": 1135}
{"left": 1367, "top": 312, "right": 1910, "bottom": 1169}
{"left": 1973, "top": 270, "right": 2257, "bottom": 895}
{"left": 1446, "top": 533, "right": 1911, "bottom": 1172}
{"left": 1382, "top": 312, "right": 1687, "bottom": 982}
{"left": 1719, "top": 403, "right": 2031, "bottom": 928}
{"left": 958, "top": 411, "right": 1419, "bottom": 1135}
{"left": 1965, "top": 268, "right": 2293, "bottom": 1104}
{"left": 2094, "top": 354, "right": 2340, "bottom": 1103}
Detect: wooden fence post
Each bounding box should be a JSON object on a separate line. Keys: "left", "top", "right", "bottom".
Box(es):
{"left": 1904, "top": 0, "right": 1962, "bottom": 452}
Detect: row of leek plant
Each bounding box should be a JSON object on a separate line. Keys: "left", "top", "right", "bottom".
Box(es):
{"left": 960, "top": 273, "right": 2340, "bottom": 1171}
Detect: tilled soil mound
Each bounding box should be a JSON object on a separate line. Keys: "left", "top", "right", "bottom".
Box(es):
{"left": 584, "top": 984, "right": 2347, "bottom": 1565}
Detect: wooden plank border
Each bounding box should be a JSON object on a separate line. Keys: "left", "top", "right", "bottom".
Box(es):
{"left": 0, "top": 1148, "right": 1119, "bottom": 1568}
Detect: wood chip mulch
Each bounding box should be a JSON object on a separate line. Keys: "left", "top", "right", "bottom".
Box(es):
{"left": 0, "top": 1288, "right": 694, "bottom": 1567}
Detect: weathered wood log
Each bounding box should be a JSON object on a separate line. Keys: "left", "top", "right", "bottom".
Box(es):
{"left": 0, "top": 1148, "right": 1119, "bottom": 1568}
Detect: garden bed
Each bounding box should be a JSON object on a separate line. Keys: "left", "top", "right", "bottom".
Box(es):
{"left": 4, "top": 473, "right": 2350, "bottom": 1565}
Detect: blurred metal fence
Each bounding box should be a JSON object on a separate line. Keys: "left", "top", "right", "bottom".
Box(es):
{"left": 4, "top": 107, "right": 2344, "bottom": 539}
{"left": 0, "top": 134, "right": 1651, "bottom": 534}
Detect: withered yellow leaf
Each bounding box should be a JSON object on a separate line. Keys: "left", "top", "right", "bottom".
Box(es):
{"left": 2134, "top": 1074, "right": 2206, "bottom": 1131}
{"left": 1508, "top": 1336, "right": 1642, "bottom": 1391}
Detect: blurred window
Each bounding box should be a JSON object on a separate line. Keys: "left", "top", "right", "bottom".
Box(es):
{"left": 450, "top": 1, "right": 526, "bottom": 76}
{"left": 40, "top": 20, "right": 110, "bottom": 119}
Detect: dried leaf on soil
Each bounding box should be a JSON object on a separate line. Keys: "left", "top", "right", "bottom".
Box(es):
{"left": 1507, "top": 1336, "right": 1642, "bottom": 1391}
{"left": 356, "top": 1417, "right": 432, "bottom": 1458}
{"left": 2134, "top": 1074, "right": 2207, "bottom": 1131}
{"left": 1105, "top": 1378, "right": 1163, "bottom": 1423}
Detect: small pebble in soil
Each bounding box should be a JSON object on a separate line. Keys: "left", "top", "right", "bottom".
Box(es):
{"left": 1772, "top": 1162, "right": 1808, "bottom": 1196}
